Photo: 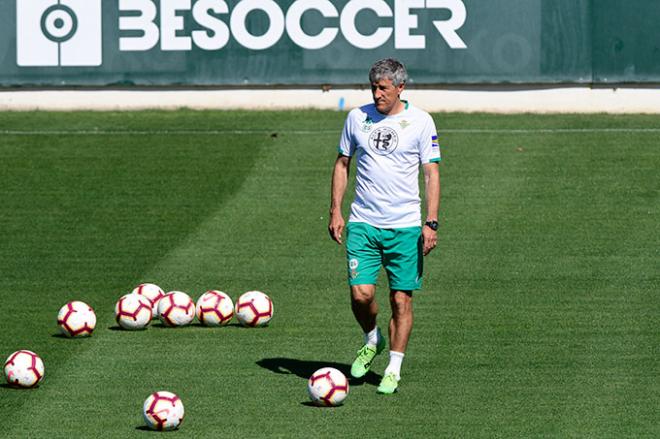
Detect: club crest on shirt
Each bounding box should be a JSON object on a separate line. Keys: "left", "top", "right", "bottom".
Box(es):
{"left": 368, "top": 127, "right": 399, "bottom": 155}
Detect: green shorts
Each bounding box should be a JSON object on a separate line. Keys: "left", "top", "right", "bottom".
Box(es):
{"left": 346, "top": 222, "right": 423, "bottom": 291}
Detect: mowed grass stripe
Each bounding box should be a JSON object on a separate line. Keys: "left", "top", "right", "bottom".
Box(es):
{"left": 433, "top": 130, "right": 658, "bottom": 436}
{"left": 0, "top": 111, "right": 658, "bottom": 437}
{"left": 0, "top": 131, "right": 267, "bottom": 435}
{"left": 1, "top": 125, "right": 354, "bottom": 438}
{"left": 2, "top": 109, "right": 660, "bottom": 134}
{"left": 3, "top": 128, "right": 660, "bottom": 136}
{"left": 1, "top": 144, "right": 280, "bottom": 437}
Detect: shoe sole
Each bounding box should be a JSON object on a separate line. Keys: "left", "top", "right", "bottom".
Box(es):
{"left": 350, "top": 365, "right": 369, "bottom": 379}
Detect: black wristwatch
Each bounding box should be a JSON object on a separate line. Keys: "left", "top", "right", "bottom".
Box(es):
{"left": 424, "top": 220, "right": 439, "bottom": 231}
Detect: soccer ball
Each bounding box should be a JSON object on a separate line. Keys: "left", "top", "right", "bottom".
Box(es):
{"left": 235, "top": 291, "right": 273, "bottom": 327}
{"left": 143, "top": 391, "right": 185, "bottom": 431}
{"left": 158, "top": 291, "right": 195, "bottom": 327}
{"left": 4, "top": 350, "right": 45, "bottom": 388}
{"left": 196, "top": 290, "right": 234, "bottom": 326}
{"left": 57, "top": 301, "right": 96, "bottom": 337}
{"left": 131, "top": 283, "right": 164, "bottom": 318}
{"left": 115, "top": 294, "right": 152, "bottom": 330}
{"left": 308, "top": 367, "right": 349, "bottom": 407}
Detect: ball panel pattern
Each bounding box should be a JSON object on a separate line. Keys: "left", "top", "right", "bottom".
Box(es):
{"left": 308, "top": 367, "right": 349, "bottom": 406}
{"left": 196, "top": 290, "right": 234, "bottom": 326}
{"left": 4, "top": 350, "right": 45, "bottom": 388}
{"left": 57, "top": 301, "right": 96, "bottom": 337}
{"left": 143, "top": 391, "right": 185, "bottom": 431}
{"left": 158, "top": 292, "right": 195, "bottom": 327}
{"left": 235, "top": 291, "right": 273, "bottom": 327}
{"left": 115, "top": 294, "right": 152, "bottom": 330}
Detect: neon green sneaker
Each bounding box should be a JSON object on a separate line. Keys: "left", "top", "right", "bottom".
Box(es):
{"left": 377, "top": 372, "right": 399, "bottom": 394}
{"left": 350, "top": 336, "right": 386, "bottom": 378}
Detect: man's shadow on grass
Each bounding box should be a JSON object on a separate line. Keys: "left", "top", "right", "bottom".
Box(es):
{"left": 256, "top": 357, "right": 381, "bottom": 386}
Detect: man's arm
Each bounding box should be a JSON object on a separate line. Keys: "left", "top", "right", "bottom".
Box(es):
{"left": 328, "top": 154, "right": 351, "bottom": 245}
{"left": 422, "top": 162, "right": 440, "bottom": 256}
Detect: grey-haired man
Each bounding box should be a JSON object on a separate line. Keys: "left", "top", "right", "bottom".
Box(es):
{"left": 328, "top": 58, "right": 441, "bottom": 394}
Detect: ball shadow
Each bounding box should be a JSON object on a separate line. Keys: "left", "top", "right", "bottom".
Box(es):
{"left": 256, "top": 357, "right": 381, "bottom": 386}
{"left": 50, "top": 333, "right": 70, "bottom": 338}
{"left": 0, "top": 383, "right": 39, "bottom": 390}
{"left": 150, "top": 320, "right": 197, "bottom": 330}
{"left": 299, "top": 401, "right": 345, "bottom": 408}
{"left": 107, "top": 326, "right": 148, "bottom": 331}
{"left": 191, "top": 322, "right": 238, "bottom": 329}
{"left": 135, "top": 425, "right": 179, "bottom": 433}
{"left": 135, "top": 426, "right": 178, "bottom": 433}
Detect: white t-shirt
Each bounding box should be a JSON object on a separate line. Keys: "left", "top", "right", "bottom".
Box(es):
{"left": 338, "top": 101, "right": 441, "bottom": 228}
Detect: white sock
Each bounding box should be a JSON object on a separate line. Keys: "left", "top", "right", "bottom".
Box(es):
{"left": 364, "top": 326, "right": 380, "bottom": 347}
{"left": 384, "top": 351, "right": 404, "bottom": 380}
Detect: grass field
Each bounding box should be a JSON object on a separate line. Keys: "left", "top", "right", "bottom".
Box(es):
{"left": 0, "top": 110, "right": 658, "bottom": 437}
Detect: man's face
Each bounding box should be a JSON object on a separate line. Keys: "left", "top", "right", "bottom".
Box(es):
{"left": 371, "top": 78, "right": 405, "bottom": 115}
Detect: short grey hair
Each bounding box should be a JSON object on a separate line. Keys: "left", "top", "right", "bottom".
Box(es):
{"left": 369, "top": 58, "right": 408, "bottom": 86}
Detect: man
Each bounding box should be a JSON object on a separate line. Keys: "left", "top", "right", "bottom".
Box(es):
{"left": 328, "top": 58, "right": 441, "bottom": 394}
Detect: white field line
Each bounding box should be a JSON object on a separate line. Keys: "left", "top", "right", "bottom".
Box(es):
{"left": 2, "top": 128, "right": 660, "bottom": 136}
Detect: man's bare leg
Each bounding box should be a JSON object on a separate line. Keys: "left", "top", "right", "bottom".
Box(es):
{"left": 350, "top": 284, "right": 385, "bottom": 378}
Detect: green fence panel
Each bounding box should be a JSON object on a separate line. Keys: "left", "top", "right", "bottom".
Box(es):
{"left": 592, "top": 0, "right": 660, "bottom": 83}
{"left": 0, "top": 0, "right": 656, "bottom": 86}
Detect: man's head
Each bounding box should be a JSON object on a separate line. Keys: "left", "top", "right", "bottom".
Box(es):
{"left": 369, "top": 58, "right": 408, "bottom": 115}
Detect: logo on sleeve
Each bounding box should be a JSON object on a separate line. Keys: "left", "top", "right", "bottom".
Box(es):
{"left": 360, "top": 116, "right": 374, "bottom": 133}
{"left": 368, "top": 127, "right": 399, "bottom": 155}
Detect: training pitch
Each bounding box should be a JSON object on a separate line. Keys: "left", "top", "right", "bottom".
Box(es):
{"left": 0, "top": 110, "right": 658, "bottom": 437}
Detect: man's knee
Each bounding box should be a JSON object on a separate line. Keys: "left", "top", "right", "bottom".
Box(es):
{"left": 351, "top": 285, "right": 376, "bottom": 305}
{"left": 390, "top": 290, "right": 413, "bottom": 314}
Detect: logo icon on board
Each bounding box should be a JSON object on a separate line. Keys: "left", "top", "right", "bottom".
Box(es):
{"left": 16, "top": 0, "right": 102, "bottom": 67}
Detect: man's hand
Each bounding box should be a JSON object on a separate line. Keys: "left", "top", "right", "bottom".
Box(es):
{"left": 422, "top": 225, "right": 437, "bottom": 256}
{"left": 328, "top": 212, "right": 345, "bottom": 245}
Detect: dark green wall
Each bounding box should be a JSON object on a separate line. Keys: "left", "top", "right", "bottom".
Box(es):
{"left": 1, "top": 0, "right": 659, "bottom": 86}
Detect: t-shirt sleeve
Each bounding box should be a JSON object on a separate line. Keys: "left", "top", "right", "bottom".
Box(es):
{"left": 337, "top": 110, "right": 357, "bottom": 157}
{"left": 419, "top": 113, "right": 441, "bottom": 164}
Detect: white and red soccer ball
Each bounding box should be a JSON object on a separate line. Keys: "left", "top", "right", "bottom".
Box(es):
{"left": 57, "top": 301, "right": 96, "bottom": 337}
{"left": 308, "top": 367, "right": 349, "bottom": 407}
{"left": 4, "top": 350, "right": 45, "bottom": 388}
{"left": 143, "top": 391, "right": 185, "bottom": 431}
{"left": 196, "top": 290, "right": 234, "bottom": 326}
{"left": 158, "top": 292, "right": 195, "bottom": 327}
{"left": 115, "top": 294, "right": 152, "bottom": 330}
{"left": 235, "top": 291, "right": 273, "bottom": 327}
{"left": 132, "top": 283, "right": 164, "bottom": 318}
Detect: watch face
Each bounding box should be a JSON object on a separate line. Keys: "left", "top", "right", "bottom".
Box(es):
{"left": 425, "top": 221, "right": 438, "bottom": 231}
